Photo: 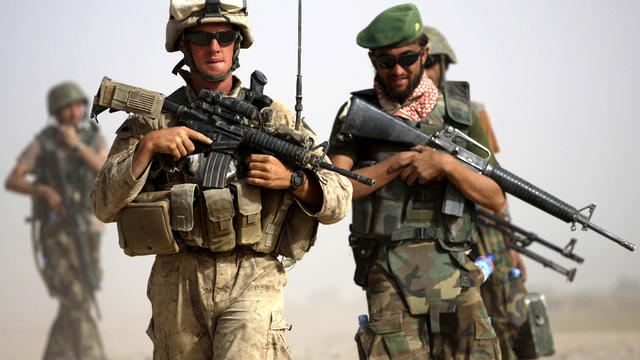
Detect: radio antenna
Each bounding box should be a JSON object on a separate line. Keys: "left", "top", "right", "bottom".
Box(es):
{"left": 294, "top": 0, "right": 303, "bottom": 130}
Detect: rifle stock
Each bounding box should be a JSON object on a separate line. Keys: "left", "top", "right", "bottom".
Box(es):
{"left": 340, "top": 96, "right": 635, "bottom": 252}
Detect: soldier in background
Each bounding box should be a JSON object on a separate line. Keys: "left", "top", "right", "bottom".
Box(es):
{"left": 423, "top": 26, "right": 531, "bottom": 359}
{"left": 90, "top": 1, "right": 351, "bottom": 359}
{"left": 5, "top": 81, "right": 108, "bottom": 360}
{"left": 329, "top": 4, "right": 503, "bottom": 359}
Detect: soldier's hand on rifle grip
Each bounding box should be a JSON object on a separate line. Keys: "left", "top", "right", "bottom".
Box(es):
{"left": 396, "top": 146, "right": 447, "bottom": 186}
{"left": 385, "top": 151, "right": 419, "bottom": 174}
{"left": 132, "top": 127, "right": 213, "bottom": 178}
{"left": 246, "top": 154, "right": 322, "bottom": 210}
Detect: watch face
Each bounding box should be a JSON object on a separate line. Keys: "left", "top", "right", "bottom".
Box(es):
{"left": 291, "top": 170, "right": 304, "bottom": 189}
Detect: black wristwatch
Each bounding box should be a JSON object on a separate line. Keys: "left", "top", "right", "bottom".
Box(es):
{"left": 289, "top": 170, "right": 305, "bottom": 191}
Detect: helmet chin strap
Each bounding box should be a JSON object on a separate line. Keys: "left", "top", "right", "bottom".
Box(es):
{"left": 173, "top": 35, "right": 242, "bottom": 83}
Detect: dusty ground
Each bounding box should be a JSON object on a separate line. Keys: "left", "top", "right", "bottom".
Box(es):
{"left": 3, "top": 291, "right": 639, "bottom": 359}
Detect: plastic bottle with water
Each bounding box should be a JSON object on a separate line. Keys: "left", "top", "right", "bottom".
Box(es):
{"left": 357, "top": 314, "right": 369, "bottom": 335}
{"left": 474, "top": 253, "right": 495, "bottom": 283}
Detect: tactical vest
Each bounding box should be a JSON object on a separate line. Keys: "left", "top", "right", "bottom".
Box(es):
{"left": 117, "top": 86, "right": 317, "bottom": 261}
{"left": 350, "top": 81, "right": 477, "bottom": 257}
{"left": 33, "top": 122, "right": 99, "bottom": 222}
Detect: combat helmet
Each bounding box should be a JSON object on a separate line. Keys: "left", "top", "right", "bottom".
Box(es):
{"left": 47, "top": 81, "right": 88, "bottom": 116}
{"left": 167, "top": 0, "right": 253, "bottom": 83}
{"left": 424, "top": 26, "right": 457, "bottom": 66}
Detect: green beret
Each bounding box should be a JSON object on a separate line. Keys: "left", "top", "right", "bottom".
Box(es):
{"left": 357, "top": 3, "right": 424, "bottom": 49}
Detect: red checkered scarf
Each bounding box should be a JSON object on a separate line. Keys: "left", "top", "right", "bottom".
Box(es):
{"left": 374, "top": 72, "right": 439, "bottom": 121}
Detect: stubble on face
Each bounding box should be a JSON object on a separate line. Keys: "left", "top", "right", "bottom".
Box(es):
{"left": 372, "top": 42, "right": 426, "bottom": 104}
{"left": 377, "top": 63, "right": 424, "bottom": 103}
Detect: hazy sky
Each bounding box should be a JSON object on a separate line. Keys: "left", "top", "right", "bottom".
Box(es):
{"left": 1, "top": 1, "right": 639, "bottom": 358}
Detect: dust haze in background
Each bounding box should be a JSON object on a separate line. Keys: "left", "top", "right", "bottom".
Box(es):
{"left": 0, "top": 1, "right": 638, "bottom": 359}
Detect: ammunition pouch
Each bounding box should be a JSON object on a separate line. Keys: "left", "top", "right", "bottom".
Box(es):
{"left": 116, "top": 179, "right": 318, "bottom": 259}
{"left": 203, "top": 187, "right": 236, "bottom": 252}
{"left": 117, "top": 190, "right": 179, "bottom": 256}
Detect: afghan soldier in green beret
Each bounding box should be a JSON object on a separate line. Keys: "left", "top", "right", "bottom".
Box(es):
{"left": 424, "top": 26, "right": 531, "bottom": 360}
{"left": 90, "top": 1, "right": 351, "bottom": 359}
{"left": 329, "top": 3, "right": 503, "bottom": 359}
{"left": 5, "top": 81, "right": 108, "bottom": 359}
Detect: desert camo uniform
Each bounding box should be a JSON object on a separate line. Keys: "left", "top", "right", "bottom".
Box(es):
{"left": 328, "top": 4, "right": 502, "bottom": 359}
{"left": 8, "top": 81, "right": 106, "bottom": 360}
{"left": 90, "top": 1, "right": 351, "bottom": 359}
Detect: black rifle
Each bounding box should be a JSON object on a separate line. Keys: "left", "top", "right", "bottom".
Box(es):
{"left": 476, "top": 209, "right": 579, "bottom": 281}
{"left": 477, "top": 208, "right": 584, "bottom": 264}
{"left": 91, "top": 73, "right": 374, "bottom": 188}
{"left": 339, "top": 97, "right": 634, "bottom": 252}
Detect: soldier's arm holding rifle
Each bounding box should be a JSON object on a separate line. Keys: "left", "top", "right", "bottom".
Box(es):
{"left": 5, "top": 144, "right": 66, "bottom": 215}
{"left": 387, "top": 143, "right": 505, "bottom": 212}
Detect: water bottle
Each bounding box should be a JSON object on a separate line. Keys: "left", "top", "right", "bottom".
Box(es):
{"left": 357, "top": 314, "right": 369, "bottom": 335}
{"left": 509, "top": 268, "right": 522, "bottom": 279}
{"left": 474, "top": 253, "right": 495, "bottom": 283}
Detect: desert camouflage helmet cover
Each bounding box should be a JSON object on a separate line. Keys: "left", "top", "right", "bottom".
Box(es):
{"left": 424, "top": 26, "right": 457, "bottom": 64}
{"left": 47, "top": 81, "right": 88, "bottom": 116}
{"left": 166, "top": 0, "right": 254, "bottom": 52}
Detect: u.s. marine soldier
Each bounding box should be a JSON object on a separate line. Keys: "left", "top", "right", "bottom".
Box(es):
{"left": 5, "top": 81, "right": 108, "bottom": 360}
{"left": 90, "top": 1, "right": 351, "bottom": 359}
{"left": 329, "top": 4, "right": 503, "bottom": 359}
{"left": 423, "top": 26, "right": 531, "bottom": 359}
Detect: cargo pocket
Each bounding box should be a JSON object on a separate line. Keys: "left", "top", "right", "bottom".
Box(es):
{"left": 265, "top": 311, "right": 292, "bottom": 360}
{"left": 117, "top": 190, "right": 179, "bottom": 256}
{"left": 367, "top": 313, "right": 420, "bottom": 360}
{"left": 235, "top": 180, "right": 262, "bottom": 246}
{"left": 203, "top": 188, "right": 236, "bottom": 252}
{"left": 474, "top": 317, "right": 497, "bottom": 340}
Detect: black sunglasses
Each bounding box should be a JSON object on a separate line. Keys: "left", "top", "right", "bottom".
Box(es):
{"left": 424, "top": 55, "right": 439, "bottom": 69}
{"left": 372, "top": 48, "right": 425, "bottom": 69}
{"left": 184, "top": 30, "right": 239, "bottom": 46}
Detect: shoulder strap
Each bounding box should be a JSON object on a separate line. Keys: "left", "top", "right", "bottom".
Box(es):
{"left": 166, "top": 86, "right": 190, "bottom": 106}
{"left": 443, "top": 81, "right": 473, "bottom": 128}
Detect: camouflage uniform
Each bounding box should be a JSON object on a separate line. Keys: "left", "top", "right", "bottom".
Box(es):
{"left": 91, "top": 75, "right": 351, "bottom": 360}
{"left": 470, "top": 102, "right": 529, "bottom": 360}
{"left": 18, "top": 122, "right": 106, "bottom": 360}
{"left": 425, "top": 22, "right": 532, "bottom": 358}
{"left": 330, "top": 86, "right": 501, "bottom": 359}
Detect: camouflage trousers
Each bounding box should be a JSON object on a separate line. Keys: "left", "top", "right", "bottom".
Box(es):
{"left": 39, "top": 226, "right": 105, "bottom": 360}
{"left": 356, "top": 264, "right": 501, "bottom": 360}
{"left": 475, "top": 225, "right": 528, "bottom": 360}
{"left": 146, "top": 247, "right": 292, "bottom": 360}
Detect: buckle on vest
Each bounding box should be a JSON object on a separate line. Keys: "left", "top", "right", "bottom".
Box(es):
{"left": 390, "top": 227, "right": 437, "bottom": 241}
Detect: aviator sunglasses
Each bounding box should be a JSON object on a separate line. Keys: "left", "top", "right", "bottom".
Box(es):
{"left": 371, "top": 48, "right": 425, "bottom": 69}
{"left": 185, "top": 30, "right": 239, "bottom": 46}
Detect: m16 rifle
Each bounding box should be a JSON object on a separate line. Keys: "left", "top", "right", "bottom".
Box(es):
{"left": 339, "top": 96, "right": 635, "bottom": 252}
{"left": 90, "top": 71, "right": 374, "bottom": 189}
{"left": 476, "top": 208, "right": 582, "bottom": 281}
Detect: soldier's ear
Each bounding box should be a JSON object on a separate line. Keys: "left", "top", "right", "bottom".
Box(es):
{"left": 368, "top": 51, "right": 377, "bottom": 69}
{"left": 422, "top": 45, "right": 429, "bottom": 65}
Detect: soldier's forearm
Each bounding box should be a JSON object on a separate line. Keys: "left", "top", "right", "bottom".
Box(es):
{"left": 443, "top": 157, "right": 505, "bottom": 212}
{"left": 78, "top": 146, "right": 108, "bottom": 173}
